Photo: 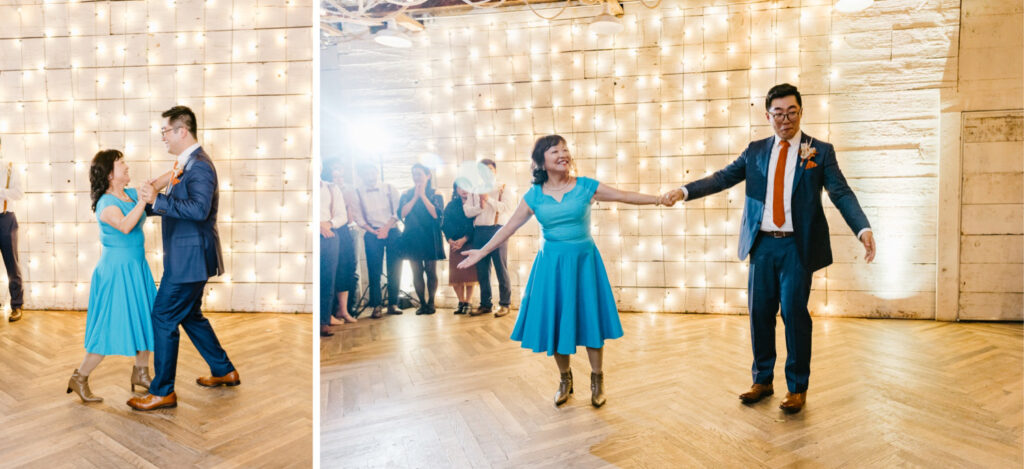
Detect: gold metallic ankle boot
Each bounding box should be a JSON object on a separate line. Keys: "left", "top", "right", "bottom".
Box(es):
{"left": 554, "top": 370, "right": 573, "bottom": 407}
{"left": 67, "top": 369, "right": 103, "bottom": 403}
{"left": 591, "top": 372, "right": 606, "bottom": 408}
{"left": 131, "top": 366, "right": 152, "bottom": 392}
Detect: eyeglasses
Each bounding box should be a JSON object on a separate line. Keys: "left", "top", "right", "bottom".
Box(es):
{"left": 159, "top": 126, "right": 182, "bottom": 136}
{"left": 768, "top": 110, "right": 801, "bottom": 122}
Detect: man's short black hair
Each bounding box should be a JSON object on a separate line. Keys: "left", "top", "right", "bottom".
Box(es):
{"left": 162, "top": 105, "right": 198, "bottom": 139}
{"left": 479, "top": 158, "right": 497, "bottom": 169}
{"left": 765, "top": 83, "right": 802, "bottom": 111}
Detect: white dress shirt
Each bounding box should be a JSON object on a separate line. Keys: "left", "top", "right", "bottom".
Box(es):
{"left": 0, "top": 160, "right": 23, "bottom": 213}
{"left": 320, "top": 181, "right": 351, "bottom": 228}
{"left": 177, "top": 143, "right": 201, "bottom": 167}
{"left": 353, "top": 182, "right": 399, "bottom": 230}
{"left": 760, "top": 132, "right": 801, "bottom": 232}
{"left": 463, "top": 184, "right": 513, "bottom": 226}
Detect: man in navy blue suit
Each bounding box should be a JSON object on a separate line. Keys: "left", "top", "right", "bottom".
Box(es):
{"left": 128, "top": 106, "right": 238, "bottom": 411}
{"left": 663, "top": 84, "right": 876, "bottom": 413}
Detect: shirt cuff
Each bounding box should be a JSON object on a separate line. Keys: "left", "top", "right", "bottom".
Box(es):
{"left": 857, "top": 228, "right": 872, "bottom": 240}
{"left": 679, "top": 186, "right": 688, "bottom": 201}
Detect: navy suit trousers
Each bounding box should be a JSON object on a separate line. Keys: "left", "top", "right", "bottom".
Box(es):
{"left": 149, "top": 280, "right": 235, "bottom": 396}
{"left": 748, "top": 235, "right": 813, "bottom": 393}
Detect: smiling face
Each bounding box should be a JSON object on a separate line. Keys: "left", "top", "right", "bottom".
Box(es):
{"left": 543, "top": 141, "right": 572, "bottom": 174}
{"left": 109, "top": 157, "right": 130, "bottom": 188}
{"left": 766, "top": 94, "right": 802, "bottom": 141}
{"left": 160, "top": 116, "right": 188, "bottom": 155}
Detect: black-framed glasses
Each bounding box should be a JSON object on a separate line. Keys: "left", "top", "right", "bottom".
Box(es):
{"left": 159, "top": 126, "right": 182, "bottom": 136}
{"left": 769, "top": 110, "right": 801, "bottom": 122}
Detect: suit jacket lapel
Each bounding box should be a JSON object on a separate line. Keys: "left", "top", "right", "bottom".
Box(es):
{"left": 169, "top": 147, "right": 201, "bottom": 197}
{"left": 791, "top": 133, "right": 811, "bottom": 197}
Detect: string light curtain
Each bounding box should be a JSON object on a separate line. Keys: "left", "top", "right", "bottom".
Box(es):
{"left": 324, "top": 0, "right": 949, "bottom": 318}
{"left": 2, "top": 0, "right": 314, "bottom": 313}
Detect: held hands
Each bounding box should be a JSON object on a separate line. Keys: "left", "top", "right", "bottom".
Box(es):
{"left": 659, "top": 189, "right": 684, "bottom": 207}
{"left": 138, "top": 183, "right": 157, "bottom": 204}
{"left": 457, "top": 249, "right": 485, "bottom": 270}
{"left": 860, "top": 231, "right": 876, "bottom": 263}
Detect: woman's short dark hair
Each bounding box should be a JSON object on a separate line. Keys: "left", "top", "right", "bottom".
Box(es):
{"left": 530, "top": 134, "right": 566, "bottom": 185}
{"left": 765, "top": 83, "right": 802, "bottom": 110}
{"left": 89, "top": 149, "right": 124, "bottom": 212}
{"left": 412, "top": 163, "right": 434, "bottom": 193}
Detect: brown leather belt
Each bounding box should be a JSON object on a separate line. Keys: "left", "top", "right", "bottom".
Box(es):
{"left": 760, "top": 230, "right": 794, "bottom": 238}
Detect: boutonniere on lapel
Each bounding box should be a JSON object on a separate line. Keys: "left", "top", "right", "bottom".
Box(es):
{"left": 799, "top": 139, "right": 818, "bottom": 169}
{"left": 171, "top": 161, "right": 184, "bottom": 185}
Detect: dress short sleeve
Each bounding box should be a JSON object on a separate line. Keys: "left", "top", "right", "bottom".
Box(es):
{"left": 577, "top": 176, "right": 599, "bottom": 199}
{"left": 523, "top": 184, "right": 542, "bottom": 211}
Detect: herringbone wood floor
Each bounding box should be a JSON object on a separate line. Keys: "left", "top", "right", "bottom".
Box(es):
{"left": 0, "top": 311, "right": 312, "bottom": 468}
{"left": 321, "top": 311, "right": 1023, "bottom": 468}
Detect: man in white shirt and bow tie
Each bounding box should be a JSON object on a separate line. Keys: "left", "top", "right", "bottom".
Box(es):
{"left": 352, "top": 163, "right": 403, "bottom": 319}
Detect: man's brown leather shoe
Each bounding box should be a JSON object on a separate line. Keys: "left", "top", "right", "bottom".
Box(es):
{"left": 8, "top": 308, "right": 21, "bottom": 322}
{"left": 197, "top": 370, "right": 240, "bottom": 387}
{"left": 370, "top": 306, "right": 384, "bottom": 319}
{"left": 739, "top": 383, "right": 774, "bottom": 403}
{"left": 780, "top": 392, "right": 806, "bottom": 413}
{"left": 494, "top": 306, "right": 511, "bottom": 318}
{"left": 470, "top": 306, "right": 492, "bottom": 316}
{"left": 127, "top": 392, "right": 177, "bottom": 411}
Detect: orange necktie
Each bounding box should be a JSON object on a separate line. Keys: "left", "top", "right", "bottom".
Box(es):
{"left": 772, "top": 140, "right": 790, "bottom": 227}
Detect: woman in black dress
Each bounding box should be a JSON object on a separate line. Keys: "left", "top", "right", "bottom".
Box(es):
{"left": 399, "top": 164, "right": 446, "bottom": 315}
{"left": 441, "top": 177, "right": 477, "bottom": 315}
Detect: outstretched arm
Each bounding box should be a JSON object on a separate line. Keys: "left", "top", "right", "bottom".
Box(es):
{"left": 820, "top": 144, "right": 874, "bottom": 262}
{"left": 457, "top": 198, "right": 533, "bottom": 269}
{"left": 593, "top": 182, "right": 662, "bottom": 206}
{"left": 663, "top": 147, "right": 751, "bottom": 205}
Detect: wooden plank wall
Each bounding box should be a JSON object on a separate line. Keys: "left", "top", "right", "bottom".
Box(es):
{"left": 958, "top": 111, "right": 1023, "bottom": 320}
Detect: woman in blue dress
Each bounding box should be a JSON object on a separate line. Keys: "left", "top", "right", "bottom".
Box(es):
{"left": 67, "top": 150, "right": 164, "bottom": 403}
{"left": 459, "top": 135, "right": 664, "bottom": 408}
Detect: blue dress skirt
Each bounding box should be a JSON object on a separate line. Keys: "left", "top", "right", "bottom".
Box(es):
{"left": 510, "top": 177, "right": 623, "bottom": 355}
{"left": 83, "top": 189, "right": 156, "bottom": 356}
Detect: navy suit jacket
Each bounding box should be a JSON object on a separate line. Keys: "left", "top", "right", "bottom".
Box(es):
{"left": 149, "top": 146, "right": 225, "bottom": 283}
{"left": 684, "top": 134, "right": 870, "bottom": 272}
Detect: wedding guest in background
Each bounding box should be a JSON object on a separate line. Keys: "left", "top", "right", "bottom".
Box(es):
{"left": 463, "top": 159, "right": 513, "bottom": 318}
{"left": 68, "top": 150, "right": 164, "bottom": 402}
{"left": 352, "top": 163, "right": 403, "bottom": 319}
{"left": 320, "top": 159, "right": 356, "bottom": 338}
{"left": 329, "top": 159, "right": 360, "bottom": 320}
{"left": 0, "top": 138, "right": 25, "bottom": 323}
{"left": 441, "top": 177, "right": 477, "bottom": 315}
{"left": 399, "top": 164, "right": 445, "bottom": 315}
